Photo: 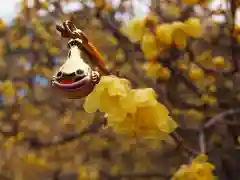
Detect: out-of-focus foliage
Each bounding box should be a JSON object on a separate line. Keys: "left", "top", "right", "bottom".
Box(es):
{"left": 0, "top": 0, "right": 239, "bottom": 180}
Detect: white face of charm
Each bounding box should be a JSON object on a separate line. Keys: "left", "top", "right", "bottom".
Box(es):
{"left": 53, "top": 38, "right": 93, "bottom": 83}
{"left": 58, "top": 45, "right": 91, "bottom": 76}
{"left": 51, "top": 38, "right": 101, "bottom": 99}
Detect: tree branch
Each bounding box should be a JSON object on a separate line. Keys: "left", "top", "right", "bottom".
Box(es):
{"left": 170, "top": 131, "right": 199, "bottom": 156}
{"left": 204, "top": 108, "right": 240, "bottom": 129}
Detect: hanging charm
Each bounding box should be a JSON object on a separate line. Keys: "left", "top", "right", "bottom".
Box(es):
{"left": 51, "top": 20, "right": 103, "bottom": 99}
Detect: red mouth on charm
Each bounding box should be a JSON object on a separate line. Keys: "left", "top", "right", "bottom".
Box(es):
{"left": 60, "top": 79, "right": 73, "bottom": 84}
{"left": 51, "top": 71, "right": 96, "bottom": 99}
{"left": 52, "top": 72, "right": 89, "bottom": 90}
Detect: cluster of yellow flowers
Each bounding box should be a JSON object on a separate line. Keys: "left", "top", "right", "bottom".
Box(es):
{"left": 123, "top": 16, "right": 202, "bottom": 60}
{"left": 142, "top": 53, "right": 226, "bottom": 82}
{"left": 84, "top": 75, "right": 177, "bottom": 139}
{"left": 143, "top": 62, "right": 171, "bottom": 81}
{"left": 171, "top": 154, "right": 216, "bottom": 180}
{"left": 122, "top": 15, "right": 203, "bottom": 81}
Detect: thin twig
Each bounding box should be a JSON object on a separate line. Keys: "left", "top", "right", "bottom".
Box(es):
{"left": 204, "top": 108, "right": 240, "bottom": 129}
{"left": 199, "top": 129, "right": 206, "bottom": 154}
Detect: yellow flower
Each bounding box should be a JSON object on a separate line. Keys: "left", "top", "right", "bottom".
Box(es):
{"left": 184, "top": 109, "right": 205, "bottom": 121}
{"left": 172, "top": 22, "right": 187, "bottom": 49}
{"left": 132, "top": 88, "right": 159, "bottom": 107}
{"left": 183, "top": 18, "right": 202, "bottom": 38}
{"left": 189, "top": 66, "right": 205, "bottom": 81}
{"left": 124, "top": 18, "right": 146, "bottom": 43}
{"left": 84, "top": 76, "right": 177, "bottom": 139}
{"left": 212, "top": 56, "right": 225, "bottom": 68}
{"left": 158, "top": 68, "right": 171, "bottom": 81}
{"left": 155, "top": 23, "right": 173, "bottom": 45}
{"left": 172, "top": 154, "right": 216, "bottom": 180}
{"left": 141, "top": 30, "right": 159, "bottom": 59}
{"left": 84, "top": 76, "right": 135, "bottom": 119}
{"left": 143, "top": 62, "right": 163, "bottom": 79}
{"left": 143, "top": 62, "right": 171, "bottom": 80}
{"left": 107, "top": 88, "right": 177, "bottom": 139}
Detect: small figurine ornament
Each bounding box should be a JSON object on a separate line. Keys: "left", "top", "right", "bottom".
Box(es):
{"left": 51, "top": 20, "right": 109, "bottom": 99}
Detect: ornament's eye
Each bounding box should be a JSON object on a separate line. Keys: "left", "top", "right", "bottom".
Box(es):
{"left": 56, "top": 71, "right": 63, "bottom": 79}
{"left": 73, "top": 69, "right": 87, "bottom": 82}
{"left": 75, "top": 69, "right": 85, "bottom": 76}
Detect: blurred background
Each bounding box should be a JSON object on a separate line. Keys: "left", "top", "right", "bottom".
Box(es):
{"left": 0, "top": 0, "right": 239, "bottom": 180}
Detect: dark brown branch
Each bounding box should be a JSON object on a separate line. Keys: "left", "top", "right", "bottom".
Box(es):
{"left": 230, "top": 0, "right": 238, "bottom": 73}
{"left": 170, "top": 131, "right": 199, "bottom": 156}
{"left": 167, "top": 63, "right": 202, "bottom": 97}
